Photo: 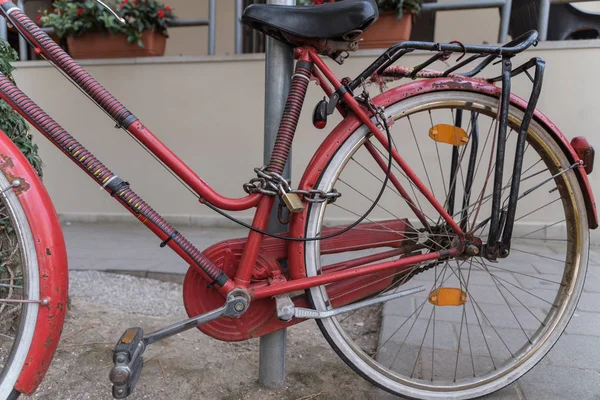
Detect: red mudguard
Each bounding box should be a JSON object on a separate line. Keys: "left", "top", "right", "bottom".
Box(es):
{"left": 0, "top": 131, "right": 68, "bottom": 395}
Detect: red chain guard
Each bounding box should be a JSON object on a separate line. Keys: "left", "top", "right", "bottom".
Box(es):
{"left": 183, "top": 238, "right": 306, "bottom": 342}
{"left": 183, "top": 219, "right": 413, "bottom": 341}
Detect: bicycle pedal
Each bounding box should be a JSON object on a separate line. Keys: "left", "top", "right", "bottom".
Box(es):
{"left": 110, "top": 327, "right": 146, "bottom": 399}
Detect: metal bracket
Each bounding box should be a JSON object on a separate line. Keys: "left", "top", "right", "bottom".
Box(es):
{"left": 275, "top": 295, "right": 295, "bottom": 322}
{"left": 294, "top": 286, "right": 425, "bottom": 319}
{"left": 0, "top": 179, "right": 21, "bottom": 195}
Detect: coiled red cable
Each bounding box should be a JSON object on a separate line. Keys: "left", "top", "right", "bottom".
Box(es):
{"left": 267, "top": 64, "right": 312, "bottom": 175}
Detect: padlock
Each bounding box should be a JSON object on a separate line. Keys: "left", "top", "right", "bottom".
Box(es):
{"left": 279, "top": 184, "right": 305, "bottom": 213}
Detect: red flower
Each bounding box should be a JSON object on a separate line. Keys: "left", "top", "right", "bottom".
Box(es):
{"left": 165, "top": 6, "right": 171, "bottom": 12}
{"left": 122, "top": 0, "right": 128, "bottom": 3}
{"left": 36, "top": 14, "right": 42, "bottom": 24}
{"left": 77, "top": 8, "right": 84, "bottom": 16}
{"left": 157, "top": 9, "right": 165, "bottom": 18}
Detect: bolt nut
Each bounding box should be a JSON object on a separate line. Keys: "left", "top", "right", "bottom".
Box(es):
{"left": 466, "top": 244, "right": 480, "bottom": 256}
{"left": 116, "top": 355, "right": 126, "bottom": 363}
{"left": 11, "top": 180, "right": 20, "bottom": 188}
{"left": 234, "top": 301, "right": 245, "bottom": 312}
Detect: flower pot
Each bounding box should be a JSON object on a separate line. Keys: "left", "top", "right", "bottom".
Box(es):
{"left": 66, "top": 30, "right": 166, "bottom": 59}
{"left": 359, "top": 12, "right": 413, "bottom": 49}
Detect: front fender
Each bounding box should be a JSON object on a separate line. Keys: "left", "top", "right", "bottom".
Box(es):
{"left": 289, "top": 77, "right": 597, "bottom": 279}
{"left": 0, "top": 131, "right": 68, "bottom": 395}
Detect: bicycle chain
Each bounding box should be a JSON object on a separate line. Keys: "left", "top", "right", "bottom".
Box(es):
{"left": 243, "top": 166, "right": 342, "bottom": 204}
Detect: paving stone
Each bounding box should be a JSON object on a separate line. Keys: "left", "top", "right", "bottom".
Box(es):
{"left": 380, "top": 314, "right": 458, "bottom": 352}
{"left": 565, "top": 311, "right": 600, "bottom": 336}
{"left": 485, "top": 383, "right": 525, "bottom": 400}
{"left": 577, "top": 292, "right": 600, "bottom": 313}
{"left": 584, "top": 272, "right": 600, "bottom": 293}
{"left": 474, "top": 303, "right": 548, "bottom": 331}
{"left": 450, "top": 323, "right": 534, "bottom": 361}
{"left": 463, "top": 270, "right": 521, "bottom": 288}
{"left": 588, "top": 249, "right": 600, "bottom": 266}
{"left": 384, "top": 296, "right": 417, "bottom": 318}
{"left": 374, "top": 382, "right": 523, "bottom": 400}
{"left": 512, "top": 273, "right": 566, "bottom": 296}
{"left": 519, "top": 365, "right": 600, "bottom": 400}
{"left": 546, "top": 334, "right": 600, "bottom": 371}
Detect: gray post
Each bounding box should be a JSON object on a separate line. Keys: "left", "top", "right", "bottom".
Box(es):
{"left": 208, "top": 0, "right": 216, "bottom": 55}
{"left": 0, "top": 17, "right": 7, "bottom": 42}
{"left": 234, "top": 0, "right": 243, "bottom": 54}
{"left": 537, "top": 0, "right": 550, "bottom": 41}
{"left": 17, "top": 0, "right": 27, "bottom": 61}
{"left": 258, "top": 0, "right": 295, "bottom": 389}
{"left": 498, "top": 0, "right": 512, "bottom": 43}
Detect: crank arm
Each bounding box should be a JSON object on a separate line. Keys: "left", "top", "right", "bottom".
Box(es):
{"left": 110, "top": 290, "right": 250, "bottom": 398}
{"left": 144, "top": 288, "right": 250, "bottom": 345}
{"left": 291, "top": 286, "right": 425, "bottom": 320}
{"left": 145, "top": 303, "right": 227, "bottom": 345}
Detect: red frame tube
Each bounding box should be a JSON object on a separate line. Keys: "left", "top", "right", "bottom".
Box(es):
{"left": 252, "top": 248, "right": 459, "bottom": 299}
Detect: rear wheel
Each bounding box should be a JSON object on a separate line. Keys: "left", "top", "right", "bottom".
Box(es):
{"left": 304, "top": 91, "right": 589, "bottom": 399}
{"left": 0, "top": 169, "right": 40, "bottom": 400}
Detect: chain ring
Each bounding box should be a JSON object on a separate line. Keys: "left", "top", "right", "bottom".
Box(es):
{"left": 182, "top": 239, "right": 292, "bottom": 341}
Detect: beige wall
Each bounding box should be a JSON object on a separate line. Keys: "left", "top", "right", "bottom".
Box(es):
{"left": 10, "top": 42, "right": 600, "bottom": 243}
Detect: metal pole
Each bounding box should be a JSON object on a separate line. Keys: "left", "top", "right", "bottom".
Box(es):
{"left": 537, "top": 0, "right": 550, "bottom": 40}
{"left": 498, "top": 0, "right": 512, "bottom": 43}
{"left": 259, "top": 0, "right": 295, "bottom": 389}
{"left": 16, "top": 0, "right": 27, "bottom": 61}
{"left": 234, "top": 0, "right": 243, "bottom": 54}
{"left": 208, "top": 0, "right": 216, "bottom": 55}
{"left": 0, "top": 17, "right": 7, "bottom": 42}
{"left": 420, "top": 0, "right": 505, "bottom": 12}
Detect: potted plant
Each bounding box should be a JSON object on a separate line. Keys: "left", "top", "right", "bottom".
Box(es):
{"left": 39, "top": 0, "right": 176, "bottom": 59}
{"left": 297, "top": 0, "right": 421, "bottom": 49}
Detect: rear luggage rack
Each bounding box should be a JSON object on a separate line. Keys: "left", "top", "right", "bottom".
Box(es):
{"left": 345, "top": 31, "right": 545, "bottom": 259}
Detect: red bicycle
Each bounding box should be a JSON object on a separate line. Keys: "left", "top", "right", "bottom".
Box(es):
{"left": 0, "top": 0, "right": 595, "bottom": 399}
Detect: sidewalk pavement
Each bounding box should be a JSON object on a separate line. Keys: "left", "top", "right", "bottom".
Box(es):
{"left": 62, "top": 221, "right": 600, "bottom": 400}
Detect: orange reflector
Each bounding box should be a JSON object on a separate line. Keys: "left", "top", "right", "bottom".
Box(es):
{"left": 429, "top": 124, "right": 469, "bottom": 146}
{"left": 121, "top": 329, "right": 138, "bottom": 344}
{"left": 429, "top": 288, "right": 467, "bottom": 306}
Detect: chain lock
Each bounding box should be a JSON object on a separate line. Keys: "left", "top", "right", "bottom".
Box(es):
{"left": 243, "top": 166, "right": 342, "bottom": 213}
